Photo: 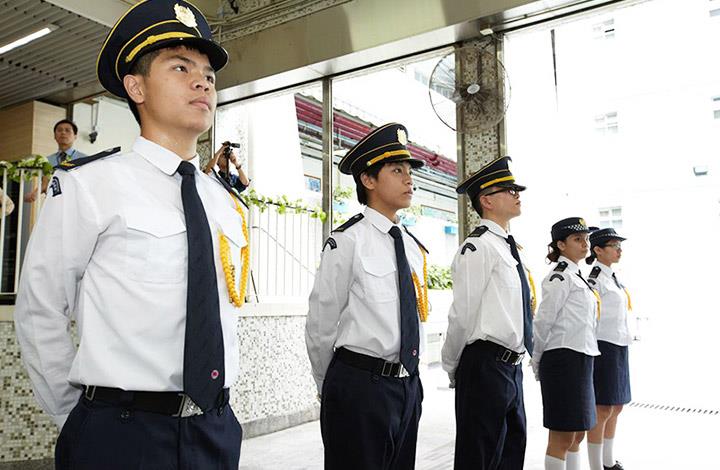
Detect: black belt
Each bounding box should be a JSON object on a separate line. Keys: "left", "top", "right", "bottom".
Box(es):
{"left": 468, "top": 339, "right": 525, "bottom": 366}
{"left": 83, "top": 386, "right": 229, "bottom": 417}
{"left": 335, "top": 347, "right": 411, "bottom": 378}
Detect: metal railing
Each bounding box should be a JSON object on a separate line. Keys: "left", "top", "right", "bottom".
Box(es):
{"left": 245, "top": 202, "right": 323, "bottom": 303}
{"left": 0, "top": 168, "right": 43, "bottom": 296}
{"left": 0, "top": 168, "right": 324, "bottom": 302}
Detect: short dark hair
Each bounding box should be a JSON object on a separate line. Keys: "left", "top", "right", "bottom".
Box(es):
{"left": 54, "top": 119, "right": 77, "bottom": 135}
{"left": 354, "top": 163, "right": 384, "bottom": 205}
{"left": 470, "top": 190, "right": 483, "bottom": 217}
{"left": 126, "top": 48, "right": 165, "bottom": 125}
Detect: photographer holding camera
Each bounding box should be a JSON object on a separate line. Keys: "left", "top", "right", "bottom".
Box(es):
{"left": 204, "top": 141, "right": 249, "bottom": 194}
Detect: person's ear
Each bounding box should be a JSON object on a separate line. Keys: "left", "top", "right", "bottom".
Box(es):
{"left": 557, "top": 240, "right": 566, "bottom": 252}
{"left": 360, "top": 172, "right": 377, "bottom": 192}
{"left": 124, "top": 74, "right": 146, "bottom": 105}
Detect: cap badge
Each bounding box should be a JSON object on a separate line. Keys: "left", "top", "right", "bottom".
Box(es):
{"left": 397, "top": 128, "right": 408, "bottom": 145}
{"left": 579, "top": 218, "right": 586, "bottom": 226}
{"left": 175, "top": 4, "right": 197, "bottom": 28}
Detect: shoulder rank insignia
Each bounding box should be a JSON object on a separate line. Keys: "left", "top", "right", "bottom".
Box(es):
{"left": 554, "top": 261, "right": 568, "bottom": 272}
{"left": 460, "top": 243, "right": 476, "bottom": 255}
{"left": 322, "top": 237, "right": 337, "bottom": 252}
{"left": 403, "top": 225, "right": 429, "bottom": 254}
{"left": 469, "top": 225, "right": 488, "bottom": 237}
{"left": 333, "top": 213, "right": 364, "bottom": 232}
{"left": 549, "top": 273, "right": 565, "bottom": 282}
{"left": 56, "top": 147, "right": 121, "bottom": 171}
{"left": 50, "top": 176, "right": 62, "bottom": 197}
{"left": 589, "top": 266, "right": 601, "bottom": 279}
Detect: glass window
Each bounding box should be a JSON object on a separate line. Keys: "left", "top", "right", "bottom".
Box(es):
{"left": 330, "top": 52, "right": 459, "bottom": 267}
{"left": 216, "top": 83, "right": 324, "bottom": 302}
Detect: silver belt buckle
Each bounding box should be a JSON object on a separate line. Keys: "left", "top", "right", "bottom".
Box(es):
{"left": 500, "top": 350, "right": 512, "bottom": 363}
{"left": 398, "top": 364, "right": 410, "bottom": 378}
{"left": 174, "top": 394, "right": 204, "bottom": 418}
{"left": 84, "top": 385, "right": 96, "bottom": 401}
{"left": 381, "top": 361, "right": 393, "bottom": 377}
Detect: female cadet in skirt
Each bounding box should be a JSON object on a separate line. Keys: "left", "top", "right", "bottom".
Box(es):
{"left": 585, "top": 228, "right": 632, "bottom": 470}
{"left": 531, "top": 218, "right": 600, "bottom": 470}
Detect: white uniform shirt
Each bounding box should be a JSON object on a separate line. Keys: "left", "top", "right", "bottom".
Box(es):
{"left": 441, "top": 220, "right": 526, "bottom": 379}
{"left": 305, "top": 207, "right": 426, "bottom": 393}
{"left": 14, "top": 137, "right": 247, "bottom": 428}
{"left": 587, "top": 262, "right": 632, "bottom": 346}
{"left": 532, "top": 256, "right": 600, "bottom": 362}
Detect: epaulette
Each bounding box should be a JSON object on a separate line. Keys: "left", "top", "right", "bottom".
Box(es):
{"left": 554, "top": 261, "right": 568, "bottom": 272}
{"left": 322, "top": 237, "right": 337, "bottom": 252}
{"left": 56, "top": 147, "right": 121, "bottom": 171}
{"left": 211, "top": 170, "right": 249, "bottom": 209}
{"left": 403, "top": 225, "right": 429, "bottom": 254}
{"left": 333, "top": 213, "right": 363, "bottom": 232}
{"left": 460, "top": 243, "right": 476, "bottom": 255}
{"left": 468, "top": 225, "right": 488, "bottom": 237}
{"left": 588, "top": 266, "right": 601, "bottom": 279}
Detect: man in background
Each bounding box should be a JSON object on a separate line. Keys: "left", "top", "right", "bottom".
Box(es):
{"left": 24, "top": 119, "right": 86, "bottom": 203}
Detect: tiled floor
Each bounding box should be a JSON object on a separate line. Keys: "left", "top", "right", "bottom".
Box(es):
{"left": 240, "top": 338, "right": 720, "bottom": 469}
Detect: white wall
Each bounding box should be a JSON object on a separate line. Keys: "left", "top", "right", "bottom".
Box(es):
{"left": 72, "top": 97, "right": 139, "bottom": 156}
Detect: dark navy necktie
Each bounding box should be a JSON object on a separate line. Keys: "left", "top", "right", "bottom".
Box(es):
{"left": 177, "top": 161, "right": 224, "bottom": 411}
{"left": 389, "top": 226, "right": 419, "bottom": 374}
{"left": 506, "top": 235, "right": 533, "bottom": 355}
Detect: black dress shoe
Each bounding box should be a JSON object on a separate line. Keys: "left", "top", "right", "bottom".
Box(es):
{"left": 604, "top": 462, "right": 624, "bottom": 470}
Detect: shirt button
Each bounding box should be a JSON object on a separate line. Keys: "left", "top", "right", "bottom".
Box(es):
{"left": 120, "top": 410, "right": 130, "bottom": 419}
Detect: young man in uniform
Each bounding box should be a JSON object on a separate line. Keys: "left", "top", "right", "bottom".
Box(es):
{"left": 441, "top": 156, "right": 534, "bottom": 470}
{"left": 306, "top": 123, "right": 429, "bottom": 470}
{"left": 14, "top": 1, "right": 247, "bottom": 468}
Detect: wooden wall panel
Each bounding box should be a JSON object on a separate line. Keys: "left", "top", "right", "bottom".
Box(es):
{"left": 0, "top": 102, "right": 34, "bottom": 162}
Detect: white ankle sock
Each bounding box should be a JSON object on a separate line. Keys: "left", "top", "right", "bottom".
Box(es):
{"left": 588, "top": 442, "right": 603, "bottom": 470}
{"left": 603, "top": 438, "right": 615, "bottom": 467}
{"left": 545, "top": 454, "right": 565, "bottom": 470}
{"left": 566, "top": 450, "right": 581, "bottom": 470}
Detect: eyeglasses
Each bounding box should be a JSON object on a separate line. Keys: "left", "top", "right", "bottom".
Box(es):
{"left": 604, "top": 243, "right": 622, "bottom": 250}
{"left": 484, "top": 188, "right": 520, "bottom": 197}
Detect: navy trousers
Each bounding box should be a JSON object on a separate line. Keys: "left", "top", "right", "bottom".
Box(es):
{"left": 321, "top": 356, "right": 423, "bottom": 470}
{"left": 55, "top": 394, "right": 242, "bottom": 470}
{"left": 454, "top": 341, "right": 526, "bottom": 470}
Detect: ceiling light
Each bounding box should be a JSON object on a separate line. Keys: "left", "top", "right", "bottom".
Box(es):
{"left": 0, "top": 25, "right": 58, "bottom": 56}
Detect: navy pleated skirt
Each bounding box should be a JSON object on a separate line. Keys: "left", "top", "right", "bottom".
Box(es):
{"left": 594, "top": 340, "right": 631, "bottom": 405}
{"left": 539, "top": 348, "right": 596, "bottom": 431}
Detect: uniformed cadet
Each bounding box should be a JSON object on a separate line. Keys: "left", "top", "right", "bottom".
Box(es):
{"left": 584, "top": 228, "right": 631, "bottom": 470}
{"left": 306, "top": 123, "right": 428, "bottom": 470}
{"left": 441, "top": 156, "right": 534, "bottom": 470}
{"left": 532, "top": 218, "right": 600, "bottom": 470}
{"left": 14, "top": 2, "right": 248, "bottom": 468}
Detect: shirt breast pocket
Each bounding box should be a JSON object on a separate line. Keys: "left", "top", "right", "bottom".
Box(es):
{"left": 496, "top": 254, "right": 520, "bottom": 290}
{"left": 360, "top": 256, "right": 398, "bottom": 303}
{"left": 124, "top": 210, "right": 187, "bottom": 284}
